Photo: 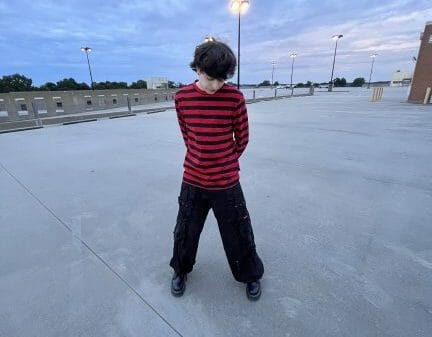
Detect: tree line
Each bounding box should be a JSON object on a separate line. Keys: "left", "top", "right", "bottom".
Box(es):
{"left": 0, "top": 74, "right": 181, "bottom": 93}
{"left": 257, "top": 77, "right": 366, "bottom": 87}
{"left": 1, "top": 73, "right": 368, "bottom": 93}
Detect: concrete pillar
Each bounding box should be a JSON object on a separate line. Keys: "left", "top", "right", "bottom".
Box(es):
{"left": 372, "top": 87, "right": 384, "bottom": 101}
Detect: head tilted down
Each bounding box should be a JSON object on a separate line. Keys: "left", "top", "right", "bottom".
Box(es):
{"left": 190, "top": 39, "right": 237, "bottom": 94}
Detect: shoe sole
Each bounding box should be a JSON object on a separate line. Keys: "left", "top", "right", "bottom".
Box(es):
{"left": 171, "top": 285, "right": 185, "bottom": 297}
{"left": 246, "top": 288, "right": 261, "bottom": 301}
{"left": 171, "top": 274, "right": 187, "bottom": 297}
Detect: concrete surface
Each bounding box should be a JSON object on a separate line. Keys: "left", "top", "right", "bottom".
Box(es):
{"left": 0, "top": 87, "right": 431, "bottom": 337}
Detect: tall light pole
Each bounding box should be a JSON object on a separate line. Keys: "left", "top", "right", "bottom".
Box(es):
{"left": 80, "top": 46, "right": 94, "bottom": 90}
{"left": 290, "top": 53, "right": 297, "bottom": 96}
{"left": 230, "top": 0, "right": 250, "bottom": 89}
{"left": 329, "top": 34, "right": 343, "bottom": 92}
{"left": 271, "top": 61, "right": 276, "bottom": 87}
{"left": 367, "top": 53, "right": 378, "bottom": 89}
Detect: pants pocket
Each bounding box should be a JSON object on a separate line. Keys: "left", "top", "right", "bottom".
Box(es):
{"left": 174, "top": 194, "right": 191, "bottom": 241}
{"left": 232, "top": 191, "right": 256, "bottom": 254}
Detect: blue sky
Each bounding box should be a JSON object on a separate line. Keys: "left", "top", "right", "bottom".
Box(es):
{"left": 1, "top": 0, "right": 431, "bottom": 86}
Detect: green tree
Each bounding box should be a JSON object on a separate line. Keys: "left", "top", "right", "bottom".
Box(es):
{"left": 39, "top": 82, "right": 57, "bottom": 91}
{"left": 93, "top": 81, "right": 128, "bottom": 90}
{"left": 92, "top": 82, "right": 106, "bottom": 90}
{"left": 333, "top": 77, "right": 347, "bottom": 87}
{"left": 56, "top": 78, "right": 90, "bottom": 90}
{"left": 129, "top": 80, "right": 147, "bottom": 89}
{"left": 0, "top": 74, "right": 33, "bottom": 93}
{"left": 296, "top": 82, "right": 305, "bottom": 88}
{"left": 274, "top": 81, "right": 279, "bottom": 86}
{"left": 352, "top": 77, "right": 366, "bottom": 87}
{"left": 258, "top": 80, "right": 271, "bottom": 87}
{"left": 305, "top": 81, "right": 313, "bottom": 88}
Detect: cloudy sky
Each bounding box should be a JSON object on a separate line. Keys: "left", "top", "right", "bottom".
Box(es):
{"left": 0, "top": 0, "right": 431, "bottom": 86}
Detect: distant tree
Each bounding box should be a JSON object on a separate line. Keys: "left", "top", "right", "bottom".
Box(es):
{"left": 274, "top": 81, "right": 279, "bottom": 86}
{"left": 39, "top": 82, "right": 57, "bottom": 91}
{"left": 93, "top": 81, "right": 128, "bottom": 90}
{"left": 78, "top": 82, "right": 91, "bottom": 90}
{"left": 129, "top": 80, "right": 147, "bottom": 89}
{"left": 258, "top": 80, "right": 271, "bottom": 87}
{"left": 167, "top": 80, "right": 176, "bottom": 88}
{"left": 333, "top": 77, "right": 347, "bottom": 87}
{"left": 176, "top": 82, "right": 186, "bottom": 88}
{"left": 92, "top": 82, "right": 106, "bottom": 90}
{"left": 305, "top": 81, "right": 313, "bottom": 88}
{"left": 0, "top": 74, "right": 33, "bottom": 93}
{"left": 55, "top": 78, "right": 90, "bottom": 90}
{"left": 352, "top": 77, "right": 366, "bottom": 87}
{"left": 296, "top": 82, "right": 305, "bottom": 88}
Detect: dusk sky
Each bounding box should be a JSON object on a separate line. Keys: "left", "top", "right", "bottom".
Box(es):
{"left": 1, "top": 0, "right": 431, "bottom": 86}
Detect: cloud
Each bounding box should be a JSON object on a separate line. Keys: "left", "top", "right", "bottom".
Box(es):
{"left": 236, "top": 2, "right": 431, "bottom": 82}
{"left": 0, "top": 0, "right": 431, "bottom": 84}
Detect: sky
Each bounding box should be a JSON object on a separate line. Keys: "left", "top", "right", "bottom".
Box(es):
{"left": 0, "top": 0, "right": 431, "bottom": 86}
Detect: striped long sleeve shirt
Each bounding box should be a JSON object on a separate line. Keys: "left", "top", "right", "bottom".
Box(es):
{"left": 175, "top": 82, "right": 249, "bottom": 190}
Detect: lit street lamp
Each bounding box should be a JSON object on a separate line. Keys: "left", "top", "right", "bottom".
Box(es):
{"left": 329, "top": 34, "right": 343, "bottom": 92}
{"left": 271, "top": 61, "right": 276, "bottom": 87}
{"left": 367, "top": 53, "right": 378, "bottom": 89}
{"left": 290, "top": 53, "right": 297, "bottom": 96}
{"left": 80, "top": 46, "right": 94, "bottom": 90}
{"left": 230, "top": 0, "right": 250, "bottom": 89}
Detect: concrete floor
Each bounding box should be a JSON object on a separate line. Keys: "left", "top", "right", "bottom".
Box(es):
{"left": 0, "top": 87, "right": 431, "bottom": 337}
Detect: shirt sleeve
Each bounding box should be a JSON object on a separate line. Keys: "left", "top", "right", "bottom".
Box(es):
{"left": 175, "top": 97, "right": 188, "bottom": 148}
{"left": 233, "top": 94, "right": 249, "bottom": 158}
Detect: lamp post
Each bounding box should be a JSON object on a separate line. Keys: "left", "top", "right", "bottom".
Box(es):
{"left": 290, "top": 53, "right": 297, "bottom": 96}
{"left": 367, "top": 53, "right": 378, "bottom": 89}
{"left": 329, "top": 34, "right": 343, "bottom": 92}
{"left": 271, "top": 61, "right": 276, "bottom": 87}
{"left": 80, "top": 46, "right": 94, "bottom": 90}
{"left": 230, "top": 0, "right": 250, "bottom": 89}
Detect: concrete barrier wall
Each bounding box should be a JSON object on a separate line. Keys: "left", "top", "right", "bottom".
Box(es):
{"left": 0, "top": 88, "right": 177, "bottom": 123}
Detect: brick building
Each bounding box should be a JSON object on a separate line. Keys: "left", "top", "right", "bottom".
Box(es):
{"left": 408, "top": 21, "right": 432, "bottom": 103}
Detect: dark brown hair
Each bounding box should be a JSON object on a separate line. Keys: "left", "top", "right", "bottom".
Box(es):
{"left": 190, "top": 39, "right": 237, "bottom": 80}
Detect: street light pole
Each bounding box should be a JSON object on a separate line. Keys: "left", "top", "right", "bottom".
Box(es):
{"left": 230, "top": 0, "right": 250, "bottom": 90}
{"left": 290, "top": 53, "right": 297, "bottom": 96}
{"left": 367, "top": 54, "right": 378, "bottom": 89}
{"left": 237, "top": 10, "right": 241, "bottom": 90}
{"left": 329, "top": 34, "right": 343, "bottom": 92}
{"left": 81, "top": 46, "right": 94, "bottom": 90}
{"left": 271, "top": 61, "right": 276, "bottom": 87}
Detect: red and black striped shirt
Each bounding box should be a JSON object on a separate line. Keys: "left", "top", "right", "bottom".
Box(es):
{"left": 175, "top": 82, "right": 249, "bottom": 190}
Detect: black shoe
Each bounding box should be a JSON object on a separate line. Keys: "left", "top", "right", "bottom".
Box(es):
{"left": 246, "top": 280, "right": 261, "bottom": 301}
{"left": 171, "top": 272, "right": 187, "bottom": 297}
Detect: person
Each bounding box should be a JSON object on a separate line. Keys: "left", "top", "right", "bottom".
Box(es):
{"left": 169, "top": 38, "right": 264, "bottom": 301}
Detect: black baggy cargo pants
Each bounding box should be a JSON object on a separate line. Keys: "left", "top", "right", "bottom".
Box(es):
{"left": 169, "top": 182, "right": 264, "bottom": 283}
